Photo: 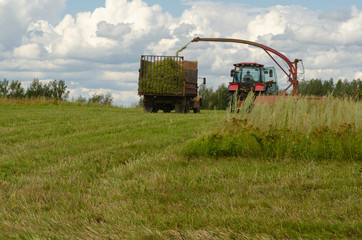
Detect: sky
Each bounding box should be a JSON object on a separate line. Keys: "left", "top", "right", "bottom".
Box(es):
{"left": 1, "top": 0, "right": 362, "bottom": 106}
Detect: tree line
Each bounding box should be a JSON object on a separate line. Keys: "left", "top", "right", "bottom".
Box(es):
{"left": 198, "top": 83, "right": 229, "bottom": 110}
{"left": 0, "top": 78, "right": 69, "bottom": 100}
{"left": 0, "top": 78, "right": 113, "bottom": 106}
{"left": 74, "top": 93, "right": 113, "bottom": 106}
{"left": 297, "top": 78, "right": 361, "bottom": 99}
{"left": 2, "top": 78, "right": 360, "bottom": 109}
{"left": 199, "top": 78, "right": 361, "bottom": 110}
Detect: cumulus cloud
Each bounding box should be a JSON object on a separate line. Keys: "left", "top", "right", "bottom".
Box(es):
{"left": 319, "top": 9, "right": 351, "bottom": 21}
{"left": 13, "top": 43, "right": 45, "bottom": 59}
{"left": 0, "top": 0, "right": 362, "bottom": 105}
{"left": 97, "top": 21, "right": 132, "bottom": 39}
{"left": 0, "top": 0, "right": 66, "bottom": 49}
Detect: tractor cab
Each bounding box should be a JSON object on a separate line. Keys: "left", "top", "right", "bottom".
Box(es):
{"left": 229, "top": 62, "right": 278, "bottom": 95}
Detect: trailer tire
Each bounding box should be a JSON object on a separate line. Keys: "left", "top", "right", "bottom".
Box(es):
{"left": 151, "top": 106, "right": 159, "bottom": 113}
{"left": 175, "top": 104, "right": 185, "bottom": 113}
{"left": 185, "top": 100, "right": 191, "bottom": 113}
{"left": 144, "top": 104, "right": 153, "bottom": 113}
{"left": 162, "top": 104, "right": 173, "bottom": 113}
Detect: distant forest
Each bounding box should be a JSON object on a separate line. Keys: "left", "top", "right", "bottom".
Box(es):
{"left": 0, "top": 78, "right": 113, "bottom": 106}
{"left": 1, "top": 78, "right": 361, "bottom": 109}
{"left": 199, "top": 78, "right": 361, "bottom": 110}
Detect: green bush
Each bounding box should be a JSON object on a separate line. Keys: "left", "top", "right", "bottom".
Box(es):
{"left": 88, "top": 93, "right": 113, "bottom": 106}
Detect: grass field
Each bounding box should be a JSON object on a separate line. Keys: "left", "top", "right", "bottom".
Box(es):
{"left": 0, "top": 99, "right": 361, "bottom": 239}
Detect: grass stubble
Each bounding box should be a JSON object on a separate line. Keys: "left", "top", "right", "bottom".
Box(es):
{"left": 0, "top": 98, "right": 361, "bottom": 239}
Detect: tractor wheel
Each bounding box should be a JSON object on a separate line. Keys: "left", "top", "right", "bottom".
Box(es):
{"left": 227, "top": 92, "right": 235, "bottom": 108}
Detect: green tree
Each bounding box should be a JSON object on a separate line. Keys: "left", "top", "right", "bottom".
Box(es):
{"left": 333, "top": 79, "right": 344, "bottom": 97}
{"left": 198, "top": 84, "right": 214, "bottom": 109}
{"left": 350, "top": 79, "right": 362, "bottom": 100}
{"left": 322, "top": 78, "right": 334, "bottom": 95}
{"left": 50, "top": 80, "right": 69, "bottom": 100}
{"left": 198, "top": 84, "right": 228, "bottom": 110}
{"left": 8, "top": 80, "right": 25, "bottom": 99}
{"left": 75, "top": 95, "right": 87, "bottom": 103}
{"left": 26, "top": 79, "right": 48, "bottom": 98}
{"left": 309, "top": 79, "right": 323, "bottom": 96}
{"left": 102, "top": 93, "right": 113, "bottom": 106}
{"left": 26, "top": 79, "right": 69, "bottom": 100}
{"left": 298, "top": 78, "right": 361, "bottom": 98}
{"left": 0, "top": 79, "right": 9, "bottom": 97}
{"left": 88, "top": 93, "right": 113, "bottom": 106}
{"left": 214, "top": 83, "right": 228, "bottom": 110}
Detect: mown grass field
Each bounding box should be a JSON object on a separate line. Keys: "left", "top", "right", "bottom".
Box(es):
{"left": 0, "top": 99, "right": 361, "bottom": 239}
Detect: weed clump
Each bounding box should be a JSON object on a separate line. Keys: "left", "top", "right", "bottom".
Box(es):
{"left": 184, "top": 96, "right": 362, "bottom": 160}
{"left": 139, "top": 58, "right": 184, "bottom": 95}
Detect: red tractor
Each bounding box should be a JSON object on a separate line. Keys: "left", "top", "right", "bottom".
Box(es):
{"left": 228, "top": 62, "right": 278, "bottom": 106}
{"left": 190, "top": 37, "right": 303, "bottom": 107}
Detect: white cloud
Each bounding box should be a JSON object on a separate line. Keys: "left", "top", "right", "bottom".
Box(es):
{"left": 13, "top": 43, "right": 44, "bottom": 59}
{"left": 319, "top": 9, "right": 351, "bottom": 22}
{"left": 0, "top": 0, "right": 362, "bottom": 106}
{"left": 146, "top": 38, "right": 179, "bottom": 55}
{"left": 0, "top": 0, "right": 66, "bottom": 50}
{"left": 97, "top": 21, "right": 131, "bottom": 39}
{"left": 334, "top": 6, "right": 362, "bottom": 44}
{"left": 248, "top": 6, "right": 287, "bottom": 41}
{"left": 354, "top": 72, "right": 362, "bottom": 80}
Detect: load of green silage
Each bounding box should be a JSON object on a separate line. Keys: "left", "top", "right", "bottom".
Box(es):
{"left": 139, "top": 58, "right": 184, "bottom": 95}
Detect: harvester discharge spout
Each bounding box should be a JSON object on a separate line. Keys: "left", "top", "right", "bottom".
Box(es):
{"left": 191, "top": 37, "right": 302, "bottom": 96}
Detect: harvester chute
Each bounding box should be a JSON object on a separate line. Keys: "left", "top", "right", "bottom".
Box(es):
{"left": 190, "top": 37, "right": 303, "bottom": 96}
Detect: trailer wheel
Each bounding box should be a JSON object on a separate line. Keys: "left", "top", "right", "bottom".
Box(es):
{"left": 162, "top": 104, "right": 173, "bottom": 113}
{"left": 144, "top": 104, "right": 153, "bottom": 113}
{"left": 151, "top": 106, "right": 159, "bottom": 113}
{"left": 175, "top": 104, "right": 185, "bottom": 113}
{"left": 185, "top": 100, "right": 191, "bottom": 113}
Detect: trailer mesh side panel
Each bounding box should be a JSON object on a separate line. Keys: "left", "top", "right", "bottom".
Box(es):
{"left": 184, "top": 62, "right": 198, "bottom": 96}
{"left": 138, "top": 55, "right": 185, "bottom": 96}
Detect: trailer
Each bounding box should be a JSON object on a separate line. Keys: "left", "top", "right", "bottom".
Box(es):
{"left": 138, "top": 55, "right": 203, "bottom": 113}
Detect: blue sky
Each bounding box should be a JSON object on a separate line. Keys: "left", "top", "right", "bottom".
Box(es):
{"left": 64, "top": 0, "right": 362, "bottom": 17}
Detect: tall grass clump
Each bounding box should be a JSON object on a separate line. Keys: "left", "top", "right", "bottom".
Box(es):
{"left": 184, "top": 94, "right": 361, "bottom": 160}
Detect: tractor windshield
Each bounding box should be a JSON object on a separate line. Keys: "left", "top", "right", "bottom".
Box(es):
{"left": 234, "top": 67, "right": 262, "bottom": 83}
